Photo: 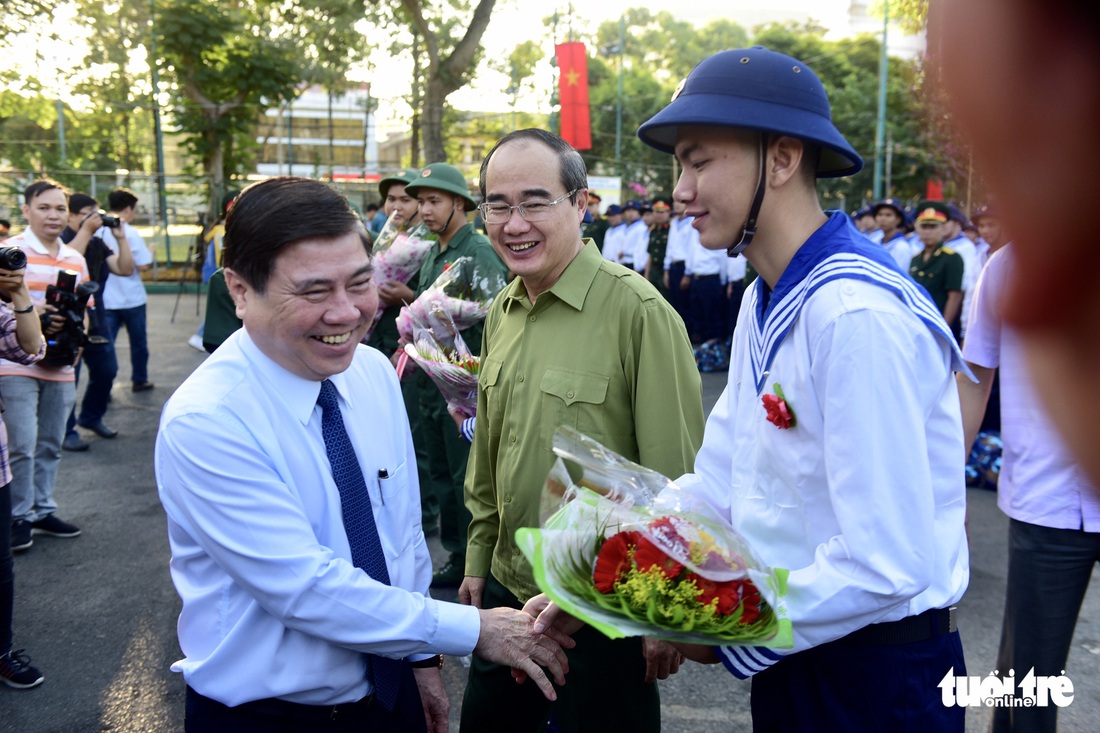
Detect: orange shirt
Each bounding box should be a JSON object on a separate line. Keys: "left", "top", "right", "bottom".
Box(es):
{"left": 0, "top": 230, "right": 89, "bottom": 382}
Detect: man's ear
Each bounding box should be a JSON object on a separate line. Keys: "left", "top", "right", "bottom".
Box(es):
{"left": 768, "top": 136, "right": 805, "bottom": 189}
{"left": 575, "top": 189, "right": 590, "bottom": 223}
{"left": 223, "top": 268, "right": 250, "bottom": 320}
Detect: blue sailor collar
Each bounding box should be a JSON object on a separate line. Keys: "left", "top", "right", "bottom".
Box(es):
{"left": 746, "top": 211, "right": 971, "bottom": 394}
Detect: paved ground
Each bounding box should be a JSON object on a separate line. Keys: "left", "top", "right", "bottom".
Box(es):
{"left": 2, "top": 292, "right": 1098, "bottom": 732}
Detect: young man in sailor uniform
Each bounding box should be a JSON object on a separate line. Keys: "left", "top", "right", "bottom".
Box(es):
{"left": 616, "top": 46, "right": 972, "bottom": 731}
{"left": 610, "top": 47, "right": 970, "bottom": 731}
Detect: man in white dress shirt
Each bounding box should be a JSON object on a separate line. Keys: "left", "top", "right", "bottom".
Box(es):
{"left": 155, "top": 177, "right": 570, "bottom": 733}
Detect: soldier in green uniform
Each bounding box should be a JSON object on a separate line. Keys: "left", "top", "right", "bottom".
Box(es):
{"left": 581, "top": 191, "right": 609, "bottom": 252}
{"left": 404, "top": 163, "right": 509, "bottom": 587}
{"left": 366, "top": 168, "right": 440, "bottom": 533}
{"left": 645, "top": 197, "right": 672, "bottom": 299}
{"left": 909, "top": 201, "right": 965, "bottom": 339}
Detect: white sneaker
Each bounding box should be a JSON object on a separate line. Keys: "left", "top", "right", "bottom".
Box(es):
{"left": 187, "top": 334, "right": 206, "bottom": 352}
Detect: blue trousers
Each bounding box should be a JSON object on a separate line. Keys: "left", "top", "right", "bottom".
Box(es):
{"left": 751, "top": 628, "right": 966, "bottom": 731}
{"left": 666, "top": 261, "right": 692, "bottom": 335}
{"left": 105, "top": 305, "right": 149, "bottom": 384}
{"left": 66, "top": 337, "right": 118, "bottom": 431}
{"left": 1, "top": 483, "right": 13, "bottom": 656}
{"left": 690, "top": 274, "right": 724, "bottom": 343}
{"left": 991, "top": 519, "right": 1100, "bottom": 733}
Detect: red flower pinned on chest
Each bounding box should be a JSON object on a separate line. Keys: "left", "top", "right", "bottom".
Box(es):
{"left": 761, "top": 383, "right": 796, "bottom": 429}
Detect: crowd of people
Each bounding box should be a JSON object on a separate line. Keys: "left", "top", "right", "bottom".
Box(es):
{"left": 2, "top": 8, "right": 1099, "bottom": 730}
{"left": 0, "top": 182, "right": 156, "bottom": 690}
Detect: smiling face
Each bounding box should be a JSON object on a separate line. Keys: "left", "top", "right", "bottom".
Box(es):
{"left": 225, "top": 231, "right": 377, "bottom": 381}
{"left": 22, "top": 187, "right": 68, "bottom": 243}
{"left": 482, "top": 139, "right": 586, "bottom": 300}
{"left": 673, "top": 125, "right": 761, "bottom": 250}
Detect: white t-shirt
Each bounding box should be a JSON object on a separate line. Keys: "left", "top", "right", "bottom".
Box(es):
{"left": 100, "top": 223, "right": 153, "bottom": 309}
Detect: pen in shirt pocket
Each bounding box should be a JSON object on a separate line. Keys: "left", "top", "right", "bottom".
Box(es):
{"left": 377, "top": 468, "right": 389, "bottom": 505}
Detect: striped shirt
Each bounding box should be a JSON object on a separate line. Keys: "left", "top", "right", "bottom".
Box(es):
{"left": 0, "top": 229, "right": 89, "bottom": 382}
{"left": 0, "top": 303, "right": 47, "bottom": 484}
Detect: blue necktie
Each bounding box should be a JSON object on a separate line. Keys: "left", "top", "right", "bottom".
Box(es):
{"left": 317, "top": 379, "right": 401, "bottom": 710}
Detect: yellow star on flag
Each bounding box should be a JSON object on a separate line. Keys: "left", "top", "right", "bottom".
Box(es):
{"left": 564, "top": 69, "right": 581, "bottom": 86}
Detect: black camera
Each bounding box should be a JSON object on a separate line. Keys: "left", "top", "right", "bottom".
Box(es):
{"left": 98, "top": 211, "right": 121, "bottom": 229}
{"left": 0, "top": 245, "right": 27, "bottom": 271}
{"left": 39, "top": 269, "right": 99, "bottom": 368}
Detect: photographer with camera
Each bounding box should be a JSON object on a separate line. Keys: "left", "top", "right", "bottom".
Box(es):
{"left": 0, "top": 250, "right": 46, "bottom": 687}
{"left": 0, "top": 179, "right": 90, "bottom": 552}
{"left": 99, "top": 189, "right": 153, "bottom": 394}
{"left": 58, "top": 194, "right": 133, "bottom": 451}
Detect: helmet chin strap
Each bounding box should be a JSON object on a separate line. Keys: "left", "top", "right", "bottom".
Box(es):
{"left": 431, "top": 203, "right": 460, "bottom": 236}
{"left": 727, "top": 133, "right": 768, "bottom": 258}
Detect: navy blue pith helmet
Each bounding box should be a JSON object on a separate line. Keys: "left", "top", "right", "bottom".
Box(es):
{"left": 871, "top": 198, "right": 907, "bottom": 220}
{"left": 637, "top": 46, "right": 863, "bottom": 178}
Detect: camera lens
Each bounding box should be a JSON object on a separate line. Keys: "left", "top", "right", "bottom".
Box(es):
{"left": 0, "top": 245, "right": 27, "bottom": 271}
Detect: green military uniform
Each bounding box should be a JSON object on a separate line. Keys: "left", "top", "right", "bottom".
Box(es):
{"left": 582, "top": 216, "right": 609, "bottom": 252}
{"left": 413, "top": 222, "right": 508, "bottom": 564}
{"left": 646, "top": 221, "right": 670, "bottom": 298}
{"left": 461, "top": 240, "right": 704, "bottom": 733}
{"left": 909, "top": 246, "right": 964, "bottom": 314}
{"left": 201, "top": 268, "right": 241, "bottom": 351}
{"left": 367, "top": 168, "right": 439, "bottom": 529}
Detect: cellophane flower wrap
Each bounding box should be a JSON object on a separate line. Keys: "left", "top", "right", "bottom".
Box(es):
{"left": 396, "top": 256, "right": 506, "bottom": 344}
{"left": 516, "top": 426, "right": 792, "bottom": 647}
{"left": 401, "top": 306, "right": 479, "bottom": 417}
{"left": 364, "top": 216, "right": 438, "bottom": 339}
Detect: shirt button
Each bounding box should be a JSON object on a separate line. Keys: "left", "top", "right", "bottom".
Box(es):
{"left": 504, "top": 495, "right": 512, "bottom": 503}
{"left": 566, "top": 391, "right": 574, "bottom": 399}
{"left": 510, "top": 435, "right": 517, "bottom": 443}
{"left": 518, "top": 374, "right": 524, "bottom": 383}
{"left": 842, "top": 283, "right": 856, "bottom": 296}
{"left": 529, "top": 315, "right": 536, "bottom": 322}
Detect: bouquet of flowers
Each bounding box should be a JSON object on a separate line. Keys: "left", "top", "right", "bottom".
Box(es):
{"left": 364, "top": 217, "right": 438, "bottom": 339}
{"left": 396, "top": 256, "right": 506, "bottom": 343}
{"left": 516, "top": 427, "right": 792, "bottom": 647}
{"left": 401, "top": 306, "right": 480, "bottom": 416}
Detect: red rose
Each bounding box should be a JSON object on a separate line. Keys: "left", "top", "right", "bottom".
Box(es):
{"left": 593, "top": 531, "right": 640, "bottom": 593}
{"left": 761, "top": 393, "right": 794, "bottom": 429}
{"left": 633, "top": 536, "right": 685, "bottom": 579}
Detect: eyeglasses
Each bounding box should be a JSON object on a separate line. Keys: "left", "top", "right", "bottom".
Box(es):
{"left": 477, "top": 190, "right": 578, "bottom": 225}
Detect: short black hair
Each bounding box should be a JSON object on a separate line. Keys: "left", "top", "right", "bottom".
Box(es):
{"left": 222, "top": 177, "right": 370, "bottom": 295}
{"left": 24, "top": 179, "right": 67, "bottom": 203}
{"left": 68, "top": 193, "right": 97, "bottom": 215}
{"left": 108, "top": 188, "right": 138, "bottom": 213}
{"left": 366, "top": 203, "right": 379, "bottom": 212}
{"left": 479, "top": 129, "right": 587, "bottom": 204}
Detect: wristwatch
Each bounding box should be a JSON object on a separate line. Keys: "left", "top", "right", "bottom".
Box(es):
{"left": 408, "top": 654, "right": 444, "bottom": 669}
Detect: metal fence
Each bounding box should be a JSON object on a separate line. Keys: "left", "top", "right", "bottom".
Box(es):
{"left": 0, "top": 169, "right": 394, "bottom": 279}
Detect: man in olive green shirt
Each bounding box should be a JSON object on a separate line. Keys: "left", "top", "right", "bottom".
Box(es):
{"left": 404, "top": 163, "right": 509, "bottom": 588}
{"left": 459, "top": 129, "right": 705, "bottom": 732}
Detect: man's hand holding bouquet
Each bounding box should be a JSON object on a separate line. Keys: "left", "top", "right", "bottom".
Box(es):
{"left": 516, "top": 427, "right": 792, "bottom": 659}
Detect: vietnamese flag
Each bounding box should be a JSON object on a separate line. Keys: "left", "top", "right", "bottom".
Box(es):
{"left": 556, "top": 42, "right": 592, "bottom": 150}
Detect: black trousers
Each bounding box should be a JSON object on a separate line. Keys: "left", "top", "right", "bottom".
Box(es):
{"left": 751, "top": 627, "right": 966, "bottom": 732}
{"left": 460, "top": 575, "right": 660, "bottom": 733}
{"left": 185, "top": 665, "right": 426, "bottom": 733}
